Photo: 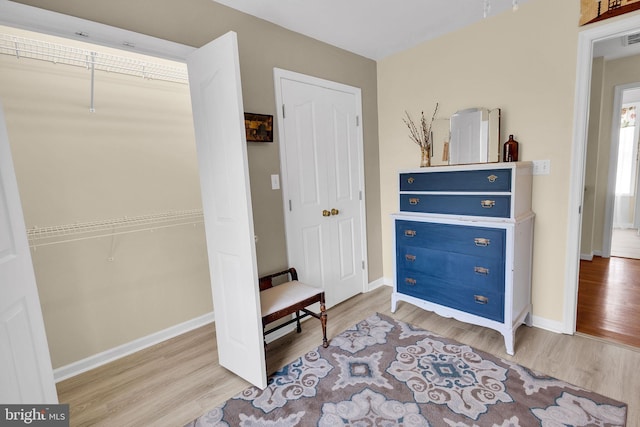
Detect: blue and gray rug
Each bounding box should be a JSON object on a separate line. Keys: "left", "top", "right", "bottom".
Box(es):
{"left": 186, "top": 313, "right": 627, "bottom": 426}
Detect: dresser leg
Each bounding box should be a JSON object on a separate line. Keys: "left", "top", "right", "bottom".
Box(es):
{"left": 503, "top": 331, "right": 515, "bottom": 356}
{"left": 391, "top": 293, "right": 398, "bottom": 313}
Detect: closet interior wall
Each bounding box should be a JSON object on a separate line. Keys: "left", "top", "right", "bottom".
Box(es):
{"left": 0, "top": 25, "right": 212, "bottom": 369}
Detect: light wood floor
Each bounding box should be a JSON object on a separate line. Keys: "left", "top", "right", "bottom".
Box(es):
{"left": 57, "top": 286, "right": 640, "bottom": 426}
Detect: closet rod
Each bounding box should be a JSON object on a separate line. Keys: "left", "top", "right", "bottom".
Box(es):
{"left": 0, "top": 34, "right": 188, "bottom": 84}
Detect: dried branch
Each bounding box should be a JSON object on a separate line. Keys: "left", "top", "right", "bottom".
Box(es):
{"left": 403, "top": 103, "right": 439, "bottom": 151}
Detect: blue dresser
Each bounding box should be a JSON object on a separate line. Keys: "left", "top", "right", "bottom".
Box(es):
{"left": 391, "top": 162, "right": 534, "bottom": 355}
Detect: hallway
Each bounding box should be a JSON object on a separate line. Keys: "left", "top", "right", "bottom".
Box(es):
{"left": 577, "top": 256, "right": 640, "bottom": 348}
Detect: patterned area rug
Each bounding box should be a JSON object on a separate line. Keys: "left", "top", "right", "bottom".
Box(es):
{"left": 186, "top": 313, "right": 627, "bottom": 426}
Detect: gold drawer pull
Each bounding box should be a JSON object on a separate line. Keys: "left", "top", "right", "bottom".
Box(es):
{"left": 474, "top": 295, "right": 489, "bottom": 304}
{"left": 474, "top": 237, "right": 491, "bottom": 247}
{"left": 405, "top": 254, "right": 416, "bottom": 262}
{"left": 487, "top": 174, "right": 498, "bottom": 183}
{"left": 407, "top": 177, "right": 415, "bottom": 184}
{"left": 405, "top": 278, "right": 417, "bottom": 286}
{"left": 404, "top": 230, "right": 417, "bottom": 237}
{"left": 480, "top": 200, "right": 496, "bottom": 208}
{"left": 409, "top": 197, "right": 420, "bottom": 205}
{"left": 474, "top": 266, "right": 490, "bottom": 275}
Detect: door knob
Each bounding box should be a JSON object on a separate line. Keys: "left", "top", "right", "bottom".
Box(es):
{"left": 331, "top": 208, "right": 339, "bottom": 215}
{"left": 322, "top": 210, "right": 331, "bottom": 217}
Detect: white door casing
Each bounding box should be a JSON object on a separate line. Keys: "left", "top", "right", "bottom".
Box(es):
{"left": 187, "top": 32, "right": 266, "bottom": 389}
{"left": 566, "top": 13, "right": 640, "bottom": 334}
{"left": 0, "top": 100, "right": 58, "bottom": 403}
{"left": 275, "top": 69, "right": 367, "bottom": 308}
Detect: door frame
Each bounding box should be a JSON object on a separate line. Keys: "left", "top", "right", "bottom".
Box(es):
{"left": 273, "top": 68, "right": 369, "bottom": 294}
{"left": 566, "top": 13, "right": 640, "bottom": 334}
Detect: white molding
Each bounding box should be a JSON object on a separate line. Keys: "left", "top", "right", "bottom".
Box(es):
{"left": 531, "top": 315, "right": 566, "bottom": 335}
{"left": 53, "top": 312, "right": 215, "bottom": 382}
{"left": 565, "top": 13, "right": 640, "bottom": 336}
{"left": 580, "top": 252, "right": 594, "bottom": 261}
{"left": 366, "top": 276, "right": 391, "bottom": 292}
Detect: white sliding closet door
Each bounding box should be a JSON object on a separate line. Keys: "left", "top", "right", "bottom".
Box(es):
{"left": 0, "top": 101, "right": 58, "bottom": 403}
{"left": 187, "top": 32, "right": 266, "bottom": 389}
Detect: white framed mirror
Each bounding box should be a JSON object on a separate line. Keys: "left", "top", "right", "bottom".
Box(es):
{"left": 431, "top": 108, "right": 501, "bottom": 166}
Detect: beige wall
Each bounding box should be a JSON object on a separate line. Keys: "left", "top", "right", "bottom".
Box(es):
{"left": 5, "top": 0, "right": 380, "bottom": 368}
{"left": 583, "top": 53, "right": 640, "bottom": 255}
{"left": 378, "top": 0, "right": 580, "bottom": 323}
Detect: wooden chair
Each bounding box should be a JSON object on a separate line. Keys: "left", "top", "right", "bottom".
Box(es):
{"left": 259, "top": 267, "right": 328, "bottom": 349}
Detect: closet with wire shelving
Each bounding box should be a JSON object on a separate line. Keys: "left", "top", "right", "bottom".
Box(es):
{"left": 0, "top": 25, "right": 212, "bottom": 373}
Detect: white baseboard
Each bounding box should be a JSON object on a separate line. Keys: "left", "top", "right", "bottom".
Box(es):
{"left": 366, "top": 276, "right": 392, "bottom": 292}
{"left": 580, "top": 252, "right": 593, "bottom": 261}
{"left": 531, "top": 315, "right": 566, "bottom": 334}
{"left": 53, "top": 312, "right": 215, "bottom": 382}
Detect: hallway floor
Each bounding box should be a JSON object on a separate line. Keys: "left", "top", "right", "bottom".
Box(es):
{"left": 611, "top": 227, "right": 640, "bottom": 259}
{"left": 577, "top": 256, "right": 640, "bottom": 348}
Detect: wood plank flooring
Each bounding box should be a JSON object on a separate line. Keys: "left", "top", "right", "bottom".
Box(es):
{"left": 57, "top": 286, "right": 640, "bottom": 426}
{"left": 577, "top": 256, "right": 640, "bottom": 348}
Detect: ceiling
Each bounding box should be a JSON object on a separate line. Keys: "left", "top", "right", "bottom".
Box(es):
{"left": 212, "top": 0, "right": 529, "bottom": 60}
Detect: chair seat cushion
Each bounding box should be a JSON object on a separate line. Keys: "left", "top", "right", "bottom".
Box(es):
{"left": 260, "top": 281, "right": 322, "bottom": 317}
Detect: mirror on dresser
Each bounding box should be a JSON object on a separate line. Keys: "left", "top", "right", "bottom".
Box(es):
{"left": 430, "top": 108, "right": 501, "bottom": 166}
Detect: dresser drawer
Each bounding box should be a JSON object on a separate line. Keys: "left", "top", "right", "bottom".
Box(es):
{"left": 400, "top": 169, "right": 512, "bottom": 192}
{"left": 400, "top": 194, "right": 511, "bottom": 218}
{"left": 396, "top": 246, "right": 505, "bottom": 292}
{"left": 397, "top": 273, "right": 504, "bottom": 322}
{"left": 396, "top": 220, "right": 505, "bottom": 259}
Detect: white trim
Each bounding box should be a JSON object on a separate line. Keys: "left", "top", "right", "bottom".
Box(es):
{"left": 366, "top": 276, "right": 391, "bottom": 292}
{"left": 53, "top": 312, "right": 215, "bottom": 382}
{"left": 0, "top": 0, "right": 194, "bottom": 61}
{"left": 580, "top": 252, "right": 594, "bottom": 261}
{"left": 273, "top": 68, "right": 369, "bottom": 299}
{"left": 566, "top": 13, "right": 640, "bottom": 335}
{"left": 531, "top": 315, "right": 565, "bottom": 335}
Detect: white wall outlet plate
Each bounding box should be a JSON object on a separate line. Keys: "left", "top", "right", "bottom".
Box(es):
{"left": 271, "top": 174, "right": 280, "bottom": 190}
{"left": 532, "top": 160, "right": 551, "bottom": 175}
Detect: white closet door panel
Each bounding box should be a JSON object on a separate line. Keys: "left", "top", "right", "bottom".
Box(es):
{"left": 0, "top": 101, "right": 57, "bottom": 403}
{"left": 337, "top": 217, "right": 356, "bottom": 279}
{"left": 187, "top": 32, "right": 266, "bottom": 389}
{"left": 330, "top": 103, "right": 356, "bottom": 203}
{"left": 293, "top": 101, "right": 322, "bottom": 207}
{"left": 301, "top": 225, "right": 326, "bottom": 285}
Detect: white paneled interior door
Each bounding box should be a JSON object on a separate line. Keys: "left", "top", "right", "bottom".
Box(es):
{"left": 276, "top": 70, "right": 366, "bottom": 307}
{"left": 0, "top": 100, "right": 58, "bottom": 403}
{"left": 187, "top": 32, "right": 266, "bottom": 389}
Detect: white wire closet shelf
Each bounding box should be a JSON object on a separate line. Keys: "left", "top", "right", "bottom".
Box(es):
{"left": 0, "top": 33, "right": 188, "bottom": 84}
{"left": 27, "top": 209, "right": 203, "bottom": 248}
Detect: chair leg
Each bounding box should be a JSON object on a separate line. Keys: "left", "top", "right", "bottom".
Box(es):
{"left": 296, "top": 310, "right": 302, "bottom": 333}
{"left": 320, "top": 301, "right": 328, "bottom": 348}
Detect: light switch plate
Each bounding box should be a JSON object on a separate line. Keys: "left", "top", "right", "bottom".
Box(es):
{"left": 271, "top": 174, "right": 280, "bottom": 190}
{"left": 532, "top": 160, "right": 551, "bottom": 175}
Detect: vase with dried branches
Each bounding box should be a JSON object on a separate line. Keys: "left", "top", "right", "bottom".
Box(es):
{"left": 403, "top": 103, "right": 439, "bottom": 167}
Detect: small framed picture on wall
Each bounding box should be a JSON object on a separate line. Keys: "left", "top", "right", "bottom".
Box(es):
{"left": 244, "top": 113, "right": 273, "bottom": 142}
